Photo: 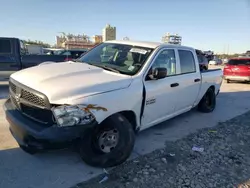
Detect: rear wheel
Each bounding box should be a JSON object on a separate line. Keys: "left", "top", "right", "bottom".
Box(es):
{"left": 198, "top": 88, "right": 216, "bottom": 113}
{"left": 226, "top": 79, "right": 230, "bottom": 83}
{"left": 79, "top": 114, "right": 135, "bottom": 168}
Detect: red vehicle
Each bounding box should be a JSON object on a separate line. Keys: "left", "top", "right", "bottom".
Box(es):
{"left": 223, "top": 57, "right": 250, "bottom": 83}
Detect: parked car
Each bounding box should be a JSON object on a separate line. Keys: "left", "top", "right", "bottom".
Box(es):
{"left": 209, "top": 58, "right": 222, "bottom": 65}
{"left": 0, "top": 37, "right": 88, "bottom": 80}
{"left": 196, "top": 49, "right": 209, "bottom": 70}
{"left": 223, "top": 57, "right": 250, "bottom": 83}
{"left": 222, "top": 58, "right": 229, "bottom": 64}
{"left": 4, "top": 40, "right": 223, "bottom": 167}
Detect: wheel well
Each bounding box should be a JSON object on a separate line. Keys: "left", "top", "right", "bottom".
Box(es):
{"left": 209, "top": 85, "right": 215, "bottom": 93}
{"left": 119, "top": 111, "right": 137, "bottom": 132}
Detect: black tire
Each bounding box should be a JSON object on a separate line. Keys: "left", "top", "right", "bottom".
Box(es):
{"left": 198, "top": 88, "right": 216, "bottom": 113}
{"left": 226, "top": 79, "right": 230, "bottom": 83}
{"left": 19, "top": 145, "right": 37, "bottom": 155}
{"left": 79, "top": 113, "right": 135, "bottom": 168}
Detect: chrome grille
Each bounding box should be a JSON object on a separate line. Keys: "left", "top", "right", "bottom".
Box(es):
{"left": 21, "top": 90, "right": 46, "bottom": 107}
{"left": 9, "top": 80, "right": 52, "bottom": 125}
{"left": 10, "top": 95, "right": 19, "bottom": 109}
{"left": 9, "top": 81, "right": 17, "bottom": 93}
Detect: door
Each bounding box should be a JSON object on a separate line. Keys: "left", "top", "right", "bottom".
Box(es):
{"left": 0, "top": 39, "right": 20, "bottom": 80}
{"left": 141, "top": 48, "right": 180, "bottom": 129}
{"left": 174, "top": 49, "right": 200, "bottom": 112}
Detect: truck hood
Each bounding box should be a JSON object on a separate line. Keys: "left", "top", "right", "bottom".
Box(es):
{"left": 11, "top": 62, "right": 132, "bottom": 104}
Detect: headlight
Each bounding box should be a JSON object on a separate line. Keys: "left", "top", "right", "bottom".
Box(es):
{"left": 52, "top": 105, "right": 95, "bottom": 127}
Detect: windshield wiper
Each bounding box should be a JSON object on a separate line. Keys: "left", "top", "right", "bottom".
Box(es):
{"left": 88, "top": 63, "right": 121, "bottom": 73}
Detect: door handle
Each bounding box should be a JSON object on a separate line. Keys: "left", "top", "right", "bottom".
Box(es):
{"left": 194, "top": 78, "right": 201, "bottom": 82}
{"left": 170, "top": 83, "right": 179, "bottom": 87}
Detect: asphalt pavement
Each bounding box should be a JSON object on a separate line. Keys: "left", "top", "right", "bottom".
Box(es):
{"left": 1, "top": 72, "right": 250, "bottom": 188}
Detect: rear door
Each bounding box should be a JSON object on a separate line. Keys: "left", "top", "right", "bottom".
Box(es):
{"left": 227, "top": 59, "right": 250, "bottom": 76}
{"left": 0, "top": 39, "right": 21, "bottom": 80}
{"left": 174, "top": 49, "right": 201, "bottom": 112}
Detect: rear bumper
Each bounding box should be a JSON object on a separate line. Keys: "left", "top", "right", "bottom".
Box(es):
{"left": 224, "top": 75, "right": 250, "bottom": 81}
{"left": 4, "top": 99, "right": 97, "bottom": 150}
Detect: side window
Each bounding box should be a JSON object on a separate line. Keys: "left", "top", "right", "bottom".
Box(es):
{"left": 19, "top": 40, "right": 26, "bottom": 55}
{"left": 178, "top": 50, "right": 196, "bottom": 74}
{"left": 0, "top": 39, "right": 12, "bottom": 54}
{"left": 151, "top": 49, "right": 176, "bottom": 76}
{"left": 62, "top": 51, "right": 71, "bottom": 56}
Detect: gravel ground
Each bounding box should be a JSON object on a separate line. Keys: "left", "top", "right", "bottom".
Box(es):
{"left": 72, "top": 111, "right": 250, "bottom": 188}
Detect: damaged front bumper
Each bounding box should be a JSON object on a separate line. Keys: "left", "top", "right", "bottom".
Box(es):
{"left": 4, "top": 99, "right": 97, "bottom": 150}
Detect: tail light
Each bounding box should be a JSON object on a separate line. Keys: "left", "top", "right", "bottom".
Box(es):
{"left": 64, "top": 57, "right": 72, "bottom": 61}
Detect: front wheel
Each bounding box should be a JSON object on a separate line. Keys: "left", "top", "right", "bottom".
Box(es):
{"left": 79, "top": 114, "right": 135, "bottom": 168}
{"left": 198, "top": 88, "right": 216, "bottom": 113}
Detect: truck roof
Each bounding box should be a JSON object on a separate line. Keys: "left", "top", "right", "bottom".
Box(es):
{"left": 0, "top": 37, "right": 20, "bottom": 40}
{"left": 105, "top": 40, "right": 193, "bottom": 50}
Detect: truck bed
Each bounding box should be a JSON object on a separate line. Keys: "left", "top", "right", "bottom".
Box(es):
{"left": 199, "top": 68, "right": 223, "bottom": 98}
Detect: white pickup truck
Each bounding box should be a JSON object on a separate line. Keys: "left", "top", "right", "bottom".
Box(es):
{"left": 4, "top": 40, "right": 223, "bottom": 167}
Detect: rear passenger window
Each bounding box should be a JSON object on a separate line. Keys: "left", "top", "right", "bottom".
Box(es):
{"left": 0, "top": 39, "right": 11, "bottom": 54}
{"left": 178, "top": 50, "right": 196, "bottom": 74}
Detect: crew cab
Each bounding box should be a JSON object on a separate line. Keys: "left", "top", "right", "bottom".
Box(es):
{"left": 4, "top": 40, "right": 223, "bottom": 167}
{"left": 223, "top": 57, "right": 250, "bottom": 83}
{"left": 0, "top": 37, "right": 87, "bottom": 80}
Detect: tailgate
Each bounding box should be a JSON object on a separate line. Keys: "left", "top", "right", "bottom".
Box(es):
{"left": 201, "top": 69, "right": 223, "bottom": 85}
{"left": 225, "top": 59, "right": 250, "bottom": 76}
{"left": 196, "top": 69, "right": 223, "bottom": 104}
{"left": 230, "top": 65, "right": 250, "bottom": 76}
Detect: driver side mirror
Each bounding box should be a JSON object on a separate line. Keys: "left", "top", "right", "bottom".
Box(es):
{"left": 152, "top": 67, "right": 167, "bottom": 79}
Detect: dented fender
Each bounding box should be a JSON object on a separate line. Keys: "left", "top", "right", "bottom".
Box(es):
{"left": 70, "top": 84, "right": 143, "bottom": 128}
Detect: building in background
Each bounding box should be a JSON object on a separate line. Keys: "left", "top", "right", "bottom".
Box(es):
{"left": 56, "top": 33, "right": 95, "bottom": 49}
{"left": 92, "top": 35, "right": 103, "bottom": 44}
{"left": 56, "top": 24, "right": 116, "bottom": 49}
{"left": 102, "top": 24, "right": 116, "bottom": 41}
{"left": 162, "top": 33, "right": 182, "bottom": 45}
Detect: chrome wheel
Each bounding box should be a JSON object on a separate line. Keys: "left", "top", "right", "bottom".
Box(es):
{"left": 98, "top": 129, "right": 119, "bottom": 153}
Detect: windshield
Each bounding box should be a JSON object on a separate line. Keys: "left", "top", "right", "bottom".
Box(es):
{"left": 78, "top": 43, "right": 153, "bottom": 75}
{"left": 228, "top": 59, "right": 250, "bottom": 65}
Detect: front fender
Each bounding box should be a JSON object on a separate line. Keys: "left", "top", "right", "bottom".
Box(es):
{"left": 70, "top": 83, "right": 143, "bottom": 128}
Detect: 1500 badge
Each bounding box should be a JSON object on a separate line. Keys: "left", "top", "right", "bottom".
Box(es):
{"left": 146, "top": 98, "right": 156, "bottom": 105}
